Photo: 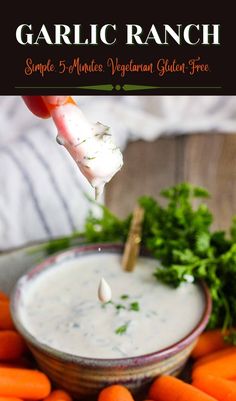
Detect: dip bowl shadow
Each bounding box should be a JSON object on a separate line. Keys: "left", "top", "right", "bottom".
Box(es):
{"left": 11, "top": 243, "right": 212, "bottom": 400}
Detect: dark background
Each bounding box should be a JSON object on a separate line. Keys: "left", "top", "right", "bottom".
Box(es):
{"left": 0, "top": 1, "right": 233, "bottom": 95}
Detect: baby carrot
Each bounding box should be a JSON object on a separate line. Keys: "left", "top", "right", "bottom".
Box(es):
{"left": 148, "top": 375, "right": 217, "bottom": 401}
{"left": 0, "top": 398, "right": 23, "bottom": 401}
{"left": 191, "top": 330, "right": 229, "bottom": 359}
{"left": 43, "top": 390, "right": 72, "bottom": 401}
{"left": 192, "top": 351, "right": 236, "bottom": 380}
{"left": 0, "top": 331, "right": 26, "bottom": 360}
{"left": 0, "top": 301, "right": 14, "bottom": 330}
{"left": 193, "top": 347, "right": 236, "bottom": 368}
{"left": 0, "top": 292, "right": 8, "bottom": 301}
{"left": 193, "top": 374, "right": 236, "bottom": 401}
{"left": 98, "top": 385, "right": 134, "bottom": 401}
{"left": 0, "top": 367, "right": 51, "bottom": 399}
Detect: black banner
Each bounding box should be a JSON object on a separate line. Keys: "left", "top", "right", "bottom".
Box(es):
{"left": 0, "top": 4, "right": 233, "bottom": 95}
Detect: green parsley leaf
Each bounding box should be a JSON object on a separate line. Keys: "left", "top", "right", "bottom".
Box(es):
{"left": 120, "top": 294, "right": 129, "bottom": 300}
{"left": 115, "top": 322, "right": 129, "bottom": 335}
{"left": 116, "top": 304, "right": 126, "bottom": 310}
{"left": 129, "top": 302, "right": 140, "bottom": 312}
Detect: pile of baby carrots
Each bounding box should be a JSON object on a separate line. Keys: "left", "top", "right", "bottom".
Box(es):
{"left": 99, "top": 329, "right": 236, "bottom": 401}
{"left": 1, "top": 288, "right": 236, "bottom": 401}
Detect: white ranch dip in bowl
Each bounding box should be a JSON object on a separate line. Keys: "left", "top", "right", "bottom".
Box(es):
{"left": 11, "top": 244, "right": 211, "bottom": 400}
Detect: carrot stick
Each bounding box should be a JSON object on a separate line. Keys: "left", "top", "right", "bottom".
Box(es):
{"left": 192, "top": 351, "right": 236, "bottom": 380}
{"left": 43, "top": 390, "right": 72, "bottom": 401}
{"left": 0, "top": 397, "right": 23, "bottom": 401}
{"left": 0, "top": 301, "right": 14, "bottom": 330}
{"left": 194, "top": 347, "right": 236, "bottom": 368}
{"left": 0, "top": 367, "right": 51, "bottom": 399}
{"left": 148, "top": 376, "right": 217, "bottom": 401}
{"left": 0, "top": 331, "right": 26, "bottom": 360}
{"left": 191, "top": 329, "right": 229, "bottom": 359}
{"left": 193, "top": 374, "right": 236, "bottom": 401}
{"left": 0, "top": 292, "right": 9, "bottom": 301}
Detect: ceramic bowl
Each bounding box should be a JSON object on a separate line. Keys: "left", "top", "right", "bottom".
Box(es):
{"left": 11, "top": 243, "right": 212, "bottom": 400}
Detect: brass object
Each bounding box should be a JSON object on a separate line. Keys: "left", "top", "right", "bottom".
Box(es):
{"left": 122, "top": 205, "right": 144, "bottom": 272}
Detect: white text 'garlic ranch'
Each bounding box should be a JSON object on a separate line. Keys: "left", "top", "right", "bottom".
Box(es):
{"left": 16, "top": 24, "right": 220, "bottom": 46}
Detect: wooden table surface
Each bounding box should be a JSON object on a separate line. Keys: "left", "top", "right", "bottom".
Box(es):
{"left": 106, "top": 133, "right": 236, "bottom": 231}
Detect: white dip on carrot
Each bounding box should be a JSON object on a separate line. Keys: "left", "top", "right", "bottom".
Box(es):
{"left": 18, "top": 253, "right": 205, "bottom": 359}
{"left": 50, "top": 102, "right": 123, "bottom": 198}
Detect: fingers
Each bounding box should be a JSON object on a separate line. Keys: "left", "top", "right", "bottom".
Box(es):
{"left": 22, "top": 96, "right": 71, "bottom": 118}
{"left": 22, "top": 96, "right": 51, "bottom": 118}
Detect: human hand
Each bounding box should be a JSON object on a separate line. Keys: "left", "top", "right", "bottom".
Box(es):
{"left": 22, "top": 96, "right": 69, "bottom": 118}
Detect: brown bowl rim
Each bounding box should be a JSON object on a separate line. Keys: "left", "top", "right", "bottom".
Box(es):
{"left": 11, "top": 243, "right": 212, "bottom": 369}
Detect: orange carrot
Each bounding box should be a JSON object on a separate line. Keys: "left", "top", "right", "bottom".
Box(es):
{"left": 43, "top": 390, "right": 72, "bottom": 401}
{"left": 192, "top": 351, "right": 236, "bottom": 380}
{"left": 0, "top": 292, "right": 8, "bottom": 301}
{"left": 148, "top": 376, "right": 217, "bottom": 401}
{"left": 194, "top": 347, "right": 236, "bottom": 368}
{"left": 0, "top": 301, "right": 14, "bottom": 330}
{"left": 191, "top": 330, "right": 229, "bottom": 359}
{"left": 98, "top": 385, "right": 134, "bottom": 401}
{"left": 0, "top": 397, "right": 23, "bottom": 401}
{"left": 0, "top": 331, "right": 26, "bottom": 360}
{"left": 0, "top": 367, "right": 51, "bottom": 399}
{"left": 193, "top": 374, "right": 236, "bottom": 401}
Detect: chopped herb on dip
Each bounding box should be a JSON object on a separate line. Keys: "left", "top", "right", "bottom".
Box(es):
{"left": 129, "top": 302, "right": 140, "bottom": 312}
{"left": 115, "top": 322, "right": 129, "bottom": 335}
